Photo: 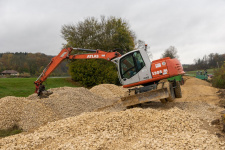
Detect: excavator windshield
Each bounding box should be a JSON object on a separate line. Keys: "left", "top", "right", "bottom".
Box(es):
{"left": 120, "top": 51, "right": 145, "bottom": 79}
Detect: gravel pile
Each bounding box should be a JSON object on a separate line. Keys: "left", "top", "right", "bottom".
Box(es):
{"left": 0, "top": 107, "right": 224, "bottom": 149}
{"left": 1, "top": 77, "right": 224, "bottom": 149}
{"left": 0, "top": 96, "right": 58, "bottom": 131}
{"left": 90, "top": 84, "right": 128, "bottom": 99}
{"left": 0, "top": 97, "right": 25, "bottom": 130}
{"left": 0, "top": 86, "right": 121, "bottom": 131}
{"left": 38, "top": 87, "right": 116, "bottom": 118}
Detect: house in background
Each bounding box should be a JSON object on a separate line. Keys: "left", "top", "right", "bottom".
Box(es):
{"left": 1, "top": 70, "right": 19, "bottom": 76}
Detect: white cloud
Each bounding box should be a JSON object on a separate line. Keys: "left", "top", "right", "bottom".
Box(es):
{"left": 0, "top": 0, "right": 225, "bottom": 64}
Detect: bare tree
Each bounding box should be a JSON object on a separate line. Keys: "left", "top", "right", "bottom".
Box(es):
{"left": 161, "top": 46, "right": 179, "bottom": 59}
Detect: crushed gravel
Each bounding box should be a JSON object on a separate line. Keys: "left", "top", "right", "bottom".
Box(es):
{"left": 0, "top": 107, "right": 224, "bottom": 149}
{"left": 0, "top": 77, "right": 224, "bottom": 149}
{"left": 89, "top": 84, "right": 128, "bottom": 99}
{"left": 0, "top": 86, "right": 120, "bottom": 131}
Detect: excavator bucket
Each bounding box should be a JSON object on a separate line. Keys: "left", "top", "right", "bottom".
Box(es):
{"left": 120, "top": 88, "right": 169, "bottom": 107}
{"left": 95, "top": 88, "right": 169, "bottom": 112}
{"left": 39, "top": 90, "right": 53, "bottom": 98}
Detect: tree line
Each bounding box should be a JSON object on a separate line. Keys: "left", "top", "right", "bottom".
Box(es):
{"left": 0, "top": 52, "right": 68, "bottom": 76}
{"left": 184, "top": 53, "right": 225, "bottom": 71}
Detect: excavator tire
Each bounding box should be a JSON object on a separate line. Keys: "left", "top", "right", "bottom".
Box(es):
{"left": 157, "top": 83, "right": 168, "bottom": 103}
{"left": 174, "top": 81, "right": 182, "bottom": 98}
{"left": 165, "top": 82, "right": 175, "bottom": 102}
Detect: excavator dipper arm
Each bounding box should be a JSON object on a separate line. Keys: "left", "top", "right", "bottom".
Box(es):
{"left": 34, "top": 47, "right": 121, "bottom": 93}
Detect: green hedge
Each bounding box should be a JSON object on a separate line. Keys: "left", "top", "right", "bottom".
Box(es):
{"left": 69, "top": 59, "right": 120, "bottom": 87}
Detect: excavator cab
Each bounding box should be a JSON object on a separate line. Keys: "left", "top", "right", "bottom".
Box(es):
{"left": 112, "top": 48, "right": 152, "bottom": 86}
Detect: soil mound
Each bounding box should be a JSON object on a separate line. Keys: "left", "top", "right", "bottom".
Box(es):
{"left": 0, "top": 96, "right": 58, "bottom": 131}
{"left": 0, "top": 87, "right": 119, "bottom": 131}
{"left": 90, "top": 84, "right": 128, "bottom": 99}
{"left": 0, "top": 107, "right": 224, "bottom": 149}
{"left": 39, "top": 87, "right": 115, "bottom": 118}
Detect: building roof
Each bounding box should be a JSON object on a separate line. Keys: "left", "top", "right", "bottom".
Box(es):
{"left": 1, "top": 70, "right": 19, "bottom": 74}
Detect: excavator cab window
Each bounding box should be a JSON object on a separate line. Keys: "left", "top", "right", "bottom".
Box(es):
{"left": 120, "top": 51, "right": 145, "bottom": 79}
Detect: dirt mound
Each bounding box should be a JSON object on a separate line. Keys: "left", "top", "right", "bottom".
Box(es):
{"left": 0, "top": 96, "right": 58, "bottom": 131}
{"left": 0, "top": 107, "right": 224, "bottom": 149}
{"left": 0, "top": 87, "right": 118, "bottom": 131}
{"left": 0, "top": 97, "right": 25, "bottom": 130}
{"left": 39, "top": 87, "right": 116, "bottom": 118}
{"left": 90, "top": 84, "right": 128, "bottom": 99}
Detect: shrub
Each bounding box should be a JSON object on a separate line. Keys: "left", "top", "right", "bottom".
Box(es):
{"left": 69, "top": 59, "right": 120, "bottom": 87}
{"left": 212, "top": 65, "right": 225, "bottom": 89}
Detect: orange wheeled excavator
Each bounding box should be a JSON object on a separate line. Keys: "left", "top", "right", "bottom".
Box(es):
{"left": 35, "top": 45, "right": 185, "bottom": 106}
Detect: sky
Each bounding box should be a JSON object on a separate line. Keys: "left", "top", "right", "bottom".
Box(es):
{"left": 0, "top": 0, "right": 225, "bottom": 64}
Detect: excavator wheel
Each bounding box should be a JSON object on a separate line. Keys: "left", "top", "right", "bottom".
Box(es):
{"left": 164, "top": 82, "right": 175, "bottom": 102}
{"left": 174, "top": 81, "right": 182, "bottom": 98}
{"left": 157, "top": 83, "right": 168, "bottom": 103}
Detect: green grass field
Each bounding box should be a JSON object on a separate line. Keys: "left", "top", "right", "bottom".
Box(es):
{"left": 0, "top": 77, "right": 79, "bottom": 98}
{"left": 185, "top": 69, "right": 214, "bottom": 77}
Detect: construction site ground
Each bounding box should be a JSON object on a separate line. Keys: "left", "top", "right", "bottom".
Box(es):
{"left": 0, "top": 76, "right": 225, "bottom": 149}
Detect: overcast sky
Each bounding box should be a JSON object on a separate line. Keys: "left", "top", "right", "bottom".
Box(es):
{"left": 1, "top": 0, "right": 225, "bottom": 64}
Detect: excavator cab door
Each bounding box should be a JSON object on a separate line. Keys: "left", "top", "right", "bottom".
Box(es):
{"left": 114, "top": 49, "right": 152, "bottom": 86}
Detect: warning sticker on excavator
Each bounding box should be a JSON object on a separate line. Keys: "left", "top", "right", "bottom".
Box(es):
{"left": 155, "top": 63, "right": 161, "bottom": 68}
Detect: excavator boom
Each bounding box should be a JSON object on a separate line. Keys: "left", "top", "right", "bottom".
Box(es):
{"left": 34, "top": 47, "right": 121, "bottom": 93}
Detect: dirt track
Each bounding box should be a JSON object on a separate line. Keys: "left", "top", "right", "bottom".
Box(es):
{"left": 0, "top": 77, "right": 225, "bottom": 149}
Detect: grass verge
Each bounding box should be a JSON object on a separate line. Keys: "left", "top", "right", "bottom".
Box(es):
{"left": 0, "top": 77, "right": 79, "bottom": 98}
{"left": 185, "top": 69, "right": 214, "bottom": 77}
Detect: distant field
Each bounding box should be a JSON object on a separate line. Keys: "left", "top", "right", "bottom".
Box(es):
{"left": 185, "top": 69, "right": 214, "bottom": 77}
{"left": 0, "top": 78, "right": 79, "bottom": 98}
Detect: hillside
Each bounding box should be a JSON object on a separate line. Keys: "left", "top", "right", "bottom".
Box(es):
{"left": 0, "top": 52, "right": 68, "bottom": 76}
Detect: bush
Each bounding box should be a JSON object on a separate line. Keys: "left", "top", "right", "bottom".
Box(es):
{"left": 69, "top": 59, "right": 120, "bottom": 87}
{"left": 212, "top": 65, "right": 225, "bottom": 89}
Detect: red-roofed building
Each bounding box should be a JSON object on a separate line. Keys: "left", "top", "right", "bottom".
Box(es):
{"left": 1, "top": 70, "right": 19, "bottom": 76}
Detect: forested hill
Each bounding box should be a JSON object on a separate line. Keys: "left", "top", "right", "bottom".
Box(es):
{"left": 0, "top": 52, "right": 69, "bottom": 76}
{"left": 183, "top": 53, "right": 225, "bottom": 71}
